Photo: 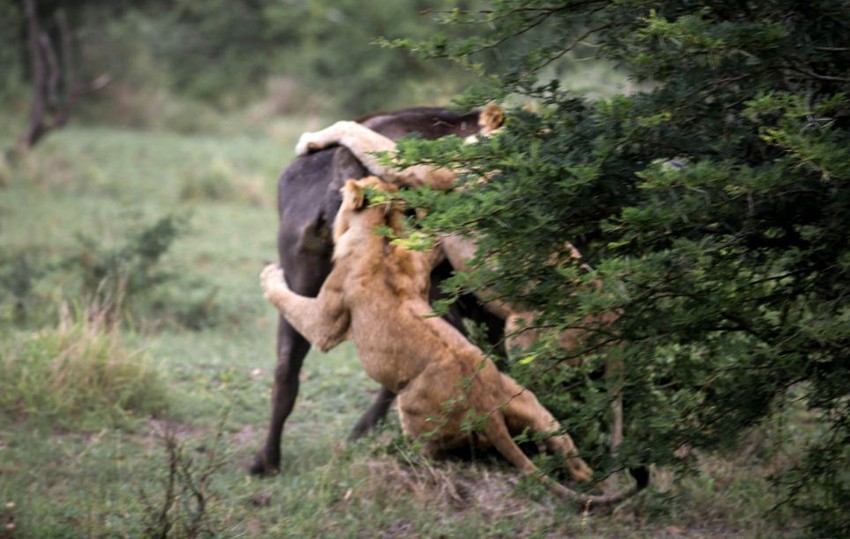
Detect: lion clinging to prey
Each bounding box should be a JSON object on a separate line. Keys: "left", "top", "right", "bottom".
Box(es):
{"left": 260, "top": 176, "right": 644, "bottom": 508}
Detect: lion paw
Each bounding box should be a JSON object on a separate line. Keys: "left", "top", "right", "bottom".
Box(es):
{"left": 567, "top": 457, "right": 594, "bottom": 484}
{"left": 260, "top": 264, "right": 286, "bottom": 297}
{"left": 295, "top": 132, "right": 323, "bottom": 156}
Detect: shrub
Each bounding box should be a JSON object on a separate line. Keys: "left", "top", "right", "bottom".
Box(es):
{"left": 0, "top": 251, "right": 44, "bottom": 326}
{"left": 66, "top": 214, "right": 221, "bottom": 331}
{"left": 393, "top": 1, "right": 850, "bottom": 534}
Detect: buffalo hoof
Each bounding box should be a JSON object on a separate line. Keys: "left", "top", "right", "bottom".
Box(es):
{"left": 249, "top": 453, "right": 280, "bottom": 477}
{"left": 629, "top": 465, "right": 650, "bottom": 490}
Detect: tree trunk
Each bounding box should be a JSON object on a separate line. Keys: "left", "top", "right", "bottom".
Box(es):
{"left": 16, "top": 0, "right": 71, "bottom": 153}
{"left": 18, "top": 0, "right": 48, "bottom": 152}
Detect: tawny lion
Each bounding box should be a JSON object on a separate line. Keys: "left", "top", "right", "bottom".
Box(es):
{"left": 260, "top": 176, "right": 644, "bottom": 508}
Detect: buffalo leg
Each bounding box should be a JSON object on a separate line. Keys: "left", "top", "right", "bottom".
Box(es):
{"left": 253, "top": 314, "right": 400, "bottom": 475}
{"left": 252, "top": 316, "right": 398, "bottom": 474}
{"left": 251, "top": 316, "right": 312, "bottom": 475}
{"left": 348, "top": 386, "right": 396, "bottom": 440}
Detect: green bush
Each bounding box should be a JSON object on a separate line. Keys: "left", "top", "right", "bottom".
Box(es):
{"left": 392, "top": 1, "right": 850, "bottom": 534}
{"left": 0, "top": 213, "right": 222, "bottom": 332}
{"left": 66, "top": 214, "right": 222, "bottom": 331}
{"left": 0, "top": 251, "right": 44, "bottom": 326}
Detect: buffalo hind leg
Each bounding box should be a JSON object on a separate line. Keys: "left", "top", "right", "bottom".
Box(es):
{"left": 348, "top": 386, "right": 396, "bottom": 440}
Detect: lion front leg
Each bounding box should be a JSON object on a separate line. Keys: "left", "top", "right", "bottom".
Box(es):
{"left": 260, "top": 264, "right": 350, "bottom": 352}
{"left": 295, "top": 121, "right": 457, "bottom": 190}
{"left": 295, "top": 121, "right": 395, "bottom": 159}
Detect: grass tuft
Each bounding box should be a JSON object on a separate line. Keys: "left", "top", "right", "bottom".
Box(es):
{"left": 0, "top": 305, "right": 168, "bottom": 430}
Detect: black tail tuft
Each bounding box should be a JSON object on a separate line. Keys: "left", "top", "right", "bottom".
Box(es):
{"left": 628, "top": 465, "right": 650, "bottom": 490}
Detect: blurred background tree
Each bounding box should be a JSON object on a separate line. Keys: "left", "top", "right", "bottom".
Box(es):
{"left": 1, "top": 0, "right": 501, "bottom": 148}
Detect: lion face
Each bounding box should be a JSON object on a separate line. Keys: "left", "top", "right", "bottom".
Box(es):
{"left": 333, "top": 177, "right": 398, "bottom": 244}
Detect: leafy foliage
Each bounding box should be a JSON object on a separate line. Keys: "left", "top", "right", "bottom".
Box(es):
{"left": 0, "top": 250, "right": 44, "bottom": 325}
{"left": 393, "top": 1, "right": 850, "bottom": 533}
{"left": 0, "top": 214, "right": 221, "bottom": 331}
{"left": 72, "top": 215, "right": 185, "bottom": 303}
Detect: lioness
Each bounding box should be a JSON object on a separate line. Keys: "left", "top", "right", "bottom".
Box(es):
{"left": 294, "top": 105, "right": 615, "bottom": 357}
{"left": 260, "top": 177, "right": 643, "bottom": 508}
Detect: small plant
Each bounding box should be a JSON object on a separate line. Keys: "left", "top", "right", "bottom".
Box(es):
{"left": 65, "top": 214, "right": 221, "bottom": 331}
{"left": 70, "top": 214, "right": 185, "bottom": 320}
{"left": 0, "top": 251, "right": 44, "bottom": 326}
{"left": 139, "top": 413, "right": 229, "bottom": 538}
{"left": 0, "top": 304, "right": 168, "bottom": 429}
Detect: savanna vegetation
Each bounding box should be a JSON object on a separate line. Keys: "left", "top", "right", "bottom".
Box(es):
{"left": 1, "top": 1, "right": 847, "bottom": 537}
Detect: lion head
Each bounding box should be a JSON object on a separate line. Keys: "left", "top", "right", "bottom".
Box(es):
{"left": 333, "top": 177, "right": 401, "bottom": 245}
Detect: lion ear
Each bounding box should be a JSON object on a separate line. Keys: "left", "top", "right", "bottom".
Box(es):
{"left": 344, "top": 179, "right": 366, "bottom": 210}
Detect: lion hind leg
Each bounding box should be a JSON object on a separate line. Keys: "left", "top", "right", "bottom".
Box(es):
{"left": 498, "top": 374, "right": 594, "bottom": 483}
{"left": 483, "top": 412, "right": 618, "bottom": 510}
{"left": 486, "top": 410, "right": 642, "bottom": 511}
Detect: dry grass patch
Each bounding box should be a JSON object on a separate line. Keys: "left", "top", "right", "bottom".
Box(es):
{"left": 354, "top": 455, "right": 524, "bottom": 515}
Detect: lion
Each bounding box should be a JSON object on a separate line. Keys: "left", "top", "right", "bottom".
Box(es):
{"left": 294, "top": 104, "right": 612, "bottom": 355}
{"left": 260, "top": 176, "right": 645, "bottom": 508}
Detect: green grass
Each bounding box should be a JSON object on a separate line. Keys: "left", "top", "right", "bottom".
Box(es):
{"left": 0, "top": 117, "right": 804, "bottom": 538}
